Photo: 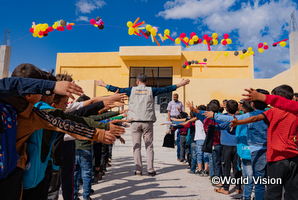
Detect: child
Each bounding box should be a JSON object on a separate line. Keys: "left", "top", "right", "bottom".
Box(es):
{"left": 231, "top": 85, "right": 298, "bottom": 200}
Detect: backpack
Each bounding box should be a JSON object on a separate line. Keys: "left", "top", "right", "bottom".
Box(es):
{"left": 23, "top": 102, "right": 59, "bottom": 189}
{"left": 235, "top": 124, "right": 251, "bottom": 160}
{"left": 202, "top": 120, "right": 215, "bottom": 153}
{"left": 0, "top": 101, "right": 19, "bottom": 179}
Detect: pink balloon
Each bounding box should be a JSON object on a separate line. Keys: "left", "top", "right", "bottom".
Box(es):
{"left": 258, "top": 43, "right": 263, "bottom": 48}
{"left": 90, "top": 19, "right": 96, "bottom": 25}
{"left": 223, "top": 33, "right": 229, "bottom": 39}
{"left": 190, "top": 32, "right": 196, "bottom": 38}
{"left": 185, "top": 61, "right": 188, "bottom": 66}
{"left": 153, "top": 27, "right": 158, "bottom": 33}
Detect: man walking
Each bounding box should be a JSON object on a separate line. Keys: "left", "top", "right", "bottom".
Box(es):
{"left": 96, "top": 73, "right": 190, "bottom": 176}
{"left": 167, "top": 93, "right": 185, "bottom": 121}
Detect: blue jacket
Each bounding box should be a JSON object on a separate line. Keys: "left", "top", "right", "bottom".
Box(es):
{"left": 215, "top": 120, "right": 236, "bottom": 146}
{"left": 0, "top": 77, "right": 55, "bottom": 99}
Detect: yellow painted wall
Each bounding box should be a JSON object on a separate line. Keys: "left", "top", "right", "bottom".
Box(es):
{"left": 56, "top": 46, "right": 297, "bottom": 110}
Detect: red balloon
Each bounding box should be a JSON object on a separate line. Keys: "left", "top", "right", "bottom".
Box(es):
{"left": 222, "top": 40, "right": 227, "bottom": 45}
{"left": 223, "top": 33, "right": 229, "bottom": 39}
{"left": 190, "top": 32, "right": 196, "bottom": 39}
{"left": 60, "top": 26, "right": 65, "bottom": 31}
{"left": 198, "top": 38, "right": 202, "bottom": 43}
{"left": 48, "top": 27, "right": 53, "bottom": 32}
{"left": 264, "top": 45, "right": 269, "bottom": 50}
{"left": 258, "top": 43, "right": 263, "bottom": 48}
{"left": 38, "top": 31, "right": 44, "bottom": 36}
{"left": 44, "top": 30, "right": 49, "bottom": 34}
{"left": 90, "top": 19, "right": 96, "bottom": 25}
{"left": 29, "top": 28, "right": 34, "bottom": 33}
{"left": 203, "top": 34, "right": 209, "bottom": 40}
{"left": 180, "top": 32, "right": 186, "bottom": 38}
{"left": 185, "top": 61, "right": 188, "bottom": 66}
{"left": 208, "top": 37, "right": 212, "bottom": 41}
{"left": 66, "top": 25, "right": 72, "bottom": 30}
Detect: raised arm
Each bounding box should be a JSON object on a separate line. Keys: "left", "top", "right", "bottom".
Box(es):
{"left": 203, "top": 111, "right": 249, "bottom": 121}
{"left": 96, "top": 79, "right": 132, "bottom": 96}
{"left": 230, "top": 114, "right": 265, "bottom": 130}
{"left": 152, "top": 78, "right": 190, "bottom": 96}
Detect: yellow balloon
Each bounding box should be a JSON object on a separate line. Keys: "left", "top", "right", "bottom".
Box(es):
{"left": 38, "top": 35, "right": 43, "bottom": 38}
{"left": 127, "top": 21, "right": 132, "bottom": 27}
{"left": 212, "top": 33, "right": 218, "bottom": 39}
{"left": 175, "top": 38, "right": 181, "bottom": 44}
{"left": 189, "top": 39, "right": 194, "bottom": 45}
{"left": 240, "top": 55, "right": 245, "bottom": 60}
{"left": 250, "top": 51, "right": 254, "bottom": 55}
{"left": 164, "top": 29, "right": 170, "bottom": 35}
{"left": 245, "top": 52, "right": 250, "bottom": 57}
{"left": 53, "top": 25, "right": 58, "bottom": 29}
{"left": 213, "top": 39, "right": 218, "bottom": 45}
{"left": 280, "top": 41, "right": 286, "bottom": 47}
{"left": 186, "top": 66, "right": 190, "bottom": 70}
{"left": 164, "top": 34, "right": 168, "bottom": 39}
{"left": 258, "top": 48, "right": 264, "bottom": 53}
{"left": 203, "top": 39, "right": 207, "bottom": 45}
{"left": 33, "top": 32, "right": 38, "bottom": 37}
{"left": 134, "top": 28, "right": 140, "bottom": 35}
{"left": 128, "top": 28, "right": 134, "bottom": 35}
{"left": 146, "top": 25, "right": 152, "bottom": 31}
{"left": 248, "top": 47, "right": 252, "bottom": 52}
{"left": 94, "top": 24, "right": 98, "bottom": 27}
{"left": 221, "top": 39, "right": 224, "bottom": 44}
{"left": 226, "top": 38, "right": 232, "bottom": 44}
{"left": 192, "top": 35, "right": 198, "bottom": 42}
{"left": 224, "top": 52, "right": 228, "bottom": 57}
{"left": 150, "top": 28, "right": 156, "bottom": 36}
{"left": 184, "top": 37, "right": 189, "bottom": 43}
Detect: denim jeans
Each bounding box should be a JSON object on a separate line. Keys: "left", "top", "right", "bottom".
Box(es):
{"left": 176, "top": 132, "right": 180, "bottom": 160}
{"left": 73, "top": 149, "right": 93, "bottom": 200}
{"left": 208, "top": 152, "right": 214, "bottom": 177}
{"left": 190, "top": 142, "right": 197, "bottom": 173}
{"left": 212, "top": 144, "right": 222, "bottom": 177}
{"left": 251, "top": 149, "right": 267, "bottom": 200}
{"left": 242, "top": 159, "right": 254, "bottom": 200}
{"left": 196, "top": 140, "right": 209, "bottom": 164}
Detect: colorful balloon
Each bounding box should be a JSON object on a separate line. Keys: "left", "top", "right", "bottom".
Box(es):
{"left": 226, "top": 38, "right": 232, "bottom": 44}
{"left": 258, "top": 48, "right": 264, "bottom": 53}
{"left": 280, "top": 41, "right": 286, "bottom": 47}
{"left": 258, "top": 43, "right": 263, "bottom": 48}
{"left": 240, "top": 55, "right": 244, "bottom": 60}
{"left": 224, "top": 52, "right": 228, "bottom": 57}
{"left": 245, "top": 52, "right": 250, "bottom": 57}
{"left": 248, "top": 47, "right": 252, "bottom": 52}
{"left": 223, "top": 33, "right": 229, "bottom": 39}
{"left": 175, "top": 38, "right": 181, "bottom": 44}
{"left": 212, "top": 33, "right": 218, "bottom": 39}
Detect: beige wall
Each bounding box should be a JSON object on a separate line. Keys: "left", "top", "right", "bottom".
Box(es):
{"left": 56, "top": 45, "right": 297, "bottom": 110}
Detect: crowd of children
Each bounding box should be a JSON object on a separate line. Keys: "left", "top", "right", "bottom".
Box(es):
{"left": 0, "top": 63, "right": 129, "bottom": 200}
{"left": 164, "top": 85, "right": 298, "bottom": 200}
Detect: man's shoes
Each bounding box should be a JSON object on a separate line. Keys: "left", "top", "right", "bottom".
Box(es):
{"left": 106, "top": 163, "right": 111, "bottom": 167}
{"left": 148, "top": 171, "right": 156, "bottom": 176}
{"left": 135, "top": 171, "right": 142, "bottom": 176}
{"left": 91, "top": 189, "right": 94, "bottom": 195}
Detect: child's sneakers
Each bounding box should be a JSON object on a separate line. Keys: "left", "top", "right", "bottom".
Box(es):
{"left": 196, "top": 170, "right": 203, "bottom": 176}
{"left": 202, "top": 170, "right": 209, "bottom": 177}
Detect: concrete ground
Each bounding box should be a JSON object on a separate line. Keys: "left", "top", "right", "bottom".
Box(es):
{"left": 59, "top": 107, "right": 244, "bottom": 200}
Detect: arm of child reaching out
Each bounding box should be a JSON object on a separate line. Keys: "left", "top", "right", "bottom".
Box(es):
{"left": 230, "top": 114, "right": 265, "bottom": 131}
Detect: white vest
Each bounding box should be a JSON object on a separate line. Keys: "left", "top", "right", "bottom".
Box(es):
{"left": 128, "top": 85, "right": 156, "bottom": 122}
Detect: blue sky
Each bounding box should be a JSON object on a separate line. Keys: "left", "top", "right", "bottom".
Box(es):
{"left": 0, "top": 0, "right": 297, "bottom": 78}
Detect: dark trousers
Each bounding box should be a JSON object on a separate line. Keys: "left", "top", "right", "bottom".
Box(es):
{"left": 221, "top": 145, "right": 242, "bottom": 191}
{"left": 99, "top": 144, "right": 108, "bottom": 172}
{"left": 0, "top": 167, "right": 23, "bottom": 200}
{"left": 212, "top": 144, "right": 222, "bottom": 177}
{"left": 180, "top": 135, "right": 189, "bottom": 162}
{"left": 22, "top": 165, "right": 52, "bottom": 200}
{"left": 93, "top": 142, "right": 102, "bottom": 168}
{"left": 61, "top": 140, "right": 76, "bottom": 200}
{"left": 47, "top": 167, "right": 61, "bottom": 200}
{"left": 108, "top": 144, "right": 113, "bottom": 159}
{"left": 265, "top": 155, "right": 298, "bottom": 200}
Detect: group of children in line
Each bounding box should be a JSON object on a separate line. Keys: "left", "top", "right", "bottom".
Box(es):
{"left": 165, "top": 85, "right": 298, "bottom": 200}
{"left": 0, "top": 63, "right": 129, "bottom": 200}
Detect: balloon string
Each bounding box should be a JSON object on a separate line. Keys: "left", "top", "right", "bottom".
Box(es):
{"left": 10, "top": 34, "right": 31, "bottom": 44}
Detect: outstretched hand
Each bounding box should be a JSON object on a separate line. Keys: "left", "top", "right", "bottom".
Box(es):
{"left": 111, "top": 89, "right": 128, "bottom": 102}
{"left": 203, "top": 111, "right": 214, "bottom": 119}
{"left": 103, "top": 131, "right": 116, "bottom": 144}
{"left": 229, "top": 115, "right": 238, "bottom": 132}
{"left": 177, "top": 78, "right": 190, "bottom": 88}
{"left": 95, "top": 79, "right": 107, "bottom": 87}
{"left": 242, "top": 88, "right": 266, "bottom": 102}
{"left": 186, "top": 101, "right": 194, "bottom": 110}
{"left": 54, "top": 81, "right": 84, "bottom": 100}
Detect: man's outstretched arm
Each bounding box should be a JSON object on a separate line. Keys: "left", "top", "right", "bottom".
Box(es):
{"left": 96, "top": 79, "right": 132, "bottom": 96}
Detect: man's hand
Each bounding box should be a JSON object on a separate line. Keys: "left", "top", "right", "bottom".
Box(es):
{"left": 111, "top": 89, "right": 128, "bottom": 102}
{"left": 95, "top": 79, "right": 107, "bottom": 87}
{"left": 242, "top": 88, "right": 266, "bottom": 102}
{"left": 176, "top": 78, "right": 190, "bottom": 88}
{"left": 230, "top": 115, "right": 239, "bottom": 131}
{"left": 203, "top": 111, "right": 214, "bottom": 119}
{"left": 54, "top": 81, "right": 84, "bottom": 100}
{"left": 103, "top": 131, "right": 116, "bottom": 144}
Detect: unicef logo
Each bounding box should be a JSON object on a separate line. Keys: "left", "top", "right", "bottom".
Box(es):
{"left": 24, "top": 162, "right": 31, "bottom": 171}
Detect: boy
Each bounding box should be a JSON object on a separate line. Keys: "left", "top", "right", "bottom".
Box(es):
{"left": 231, "top": 85, "right": 298, "bottom": 200}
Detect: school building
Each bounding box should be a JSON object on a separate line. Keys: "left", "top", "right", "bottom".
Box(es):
{"left": 55, "top": 32, "right": 298, "bottom": 107}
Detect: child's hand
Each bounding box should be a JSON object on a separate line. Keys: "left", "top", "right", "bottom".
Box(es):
{"left": 203, "top": 111, "right": 214, "bottom": 119}
{"left": 242, "top": 88, "right": 266, "bottom": 102}
{"left": 119, "top": 136, "right": 125, "bottom": 144}
{"left": 186, "top": 101, "right": 194, "bottom": 110}
{"left": 54, "top": 81, "right": 84, "bottom": 100}
{"left": 165, "top": 131, "right": 171, "bottom": 134}
{"left": 230, "top": 115, "right": 238, "bottom": 131}
{"left": 111, "top": 89, "right": 128, "bottom": 102}
{"left": 103, "top": 131, "right": 116, "bottom": 144}
{"left": 95, "top": 79, "right": 107, "bottom": 87}
{"left": 177, "top": 107, "right": 181, "bottom": 112}
{"left": 119, "top": 109, "right": 129, "bottom": 114}
{"left": 181, "top": 121, "right": 188, "bottom": 126}
{"left": 171, "top": 118, "right": 179, "bottom": 121}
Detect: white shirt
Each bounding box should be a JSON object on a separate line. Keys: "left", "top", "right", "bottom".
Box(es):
{"left": 194, "top": 120, "right": 206, "bottom": 141}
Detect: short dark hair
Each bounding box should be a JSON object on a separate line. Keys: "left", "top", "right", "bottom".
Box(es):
{"left": 207, "top": 103, "right": 219, "bottom": 113}
{"left": 294, "top": 93, "right": 298, "bottom": 98}
{"left": 271, "top": 85, "right": 294, "bottom": 100}
{"left": 56, "top": 73, "right": 73, "bottom": 82}
{"left": 253, "top": 89, "right": 270, "bottom": 110}
{"left": 51, "top": 94, "right": 66, "bottom": 105}
{"left": 11, "top": 63, "right": 44, "bottom": 79}
{"left": 76, "top": 94, "right": 90, "bottom": 102}
{"left": 226, "top": 100, "right": 238, "bottom": 114}
{"left": 223, "top": 99, "right": 228, "bottom": 102}
{"left": 178, "top": 111, "right": 188, "bottom": 119}
{"left": 242, "top": 101, "right": 254, "bottom": 113}
{"left": 209, "top": 99, "right": 220, "bottom": 107}
{"left": 197, "top": 105, "right": 206, "bottom": 111}
{"left": 137, "top": 73, "right": 147, "bottom": 83}
{"left": 42, "top": 69, "right": 56, "bottom": 81}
